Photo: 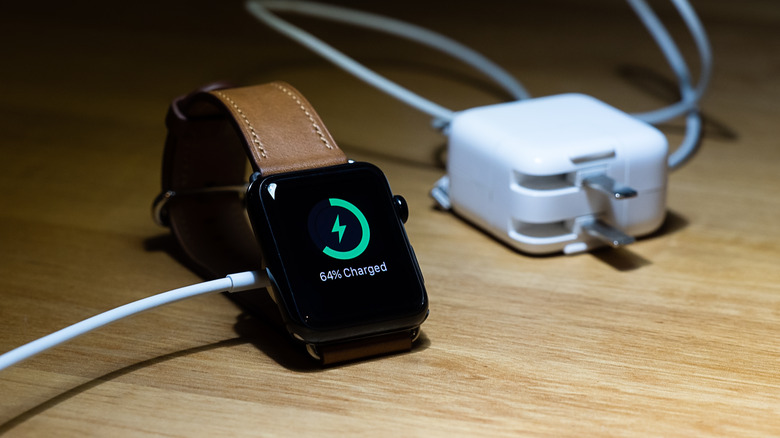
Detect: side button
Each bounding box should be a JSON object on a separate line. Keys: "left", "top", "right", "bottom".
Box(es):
{"left": 393, "top": 195, "right": 409, "bottom": 223}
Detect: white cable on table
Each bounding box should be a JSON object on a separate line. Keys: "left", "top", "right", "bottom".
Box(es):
{"left": 626, "top": 0, "right": 711, "bottom": 169}
{"left": 246, "top": 0, "right": 712, "bottom": 170}
{"left": 629, "top": 0, "right": 713, "bottom": 125}
{"left": 0, "top": 271, "right": 268, "bottom": 372}
{"left": 246, "top": 1, "right": 531, "bottom": 122}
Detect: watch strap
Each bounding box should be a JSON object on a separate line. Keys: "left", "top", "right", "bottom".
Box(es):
{"left": 159, "top": 81, "right": 347, "bottom": 278}
{"left": 207, "top": 82, "right": 347, "bottom": 176}
{"left": 318, "top": 331, "right": 414, "bottom": 365}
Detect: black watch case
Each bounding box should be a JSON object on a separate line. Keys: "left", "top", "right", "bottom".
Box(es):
{"left": 246, "top": 162, "right": 428, "bottom": 345}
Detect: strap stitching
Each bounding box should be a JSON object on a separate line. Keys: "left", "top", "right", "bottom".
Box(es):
{"left": 214, "top": 91, "right": 268, "bottom": 159}
{"left": 271, "top": 82, "right": 334, "bottom": 150}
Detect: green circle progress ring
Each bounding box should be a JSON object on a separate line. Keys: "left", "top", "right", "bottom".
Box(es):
{"left": 322, "top": 198, "right": 370, "bottom": 260}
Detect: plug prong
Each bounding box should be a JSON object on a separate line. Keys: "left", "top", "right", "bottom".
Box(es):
{"left": 581, "top": 220, "right": 636, "bottom": 247}
{"left": 583, "top": 174, "right": 637, "bottom": 199}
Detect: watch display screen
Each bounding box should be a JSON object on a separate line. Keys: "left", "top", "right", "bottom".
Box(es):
{"left": 250, "top": 162, "right": 427, "bottom": 335}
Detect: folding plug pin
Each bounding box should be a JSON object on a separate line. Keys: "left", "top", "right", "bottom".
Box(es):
{"left": 582, "top": 174, "right": 638, "bottom": 200}
{"left": 579, "top": 218, "right": 636, "bottom": 248}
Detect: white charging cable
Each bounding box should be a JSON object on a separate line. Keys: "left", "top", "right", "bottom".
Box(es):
{"left": 246, "top": 0, "right": 530, "bottom": 123}
{"left": 0, "top": 271, "right": 269, "bottom": 372}
{"left": 629, "top": 0, "right": 712, "bottom": 125}
{"left": 625, "top": 0, "right": 712, "bottom": 170}
{"left": 245, "top": 0, "right": 712, "bottom": 170}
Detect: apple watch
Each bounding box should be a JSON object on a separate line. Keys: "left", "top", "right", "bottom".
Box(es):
{"left": 153, "top": 81, "right": 428, "bottom": 364}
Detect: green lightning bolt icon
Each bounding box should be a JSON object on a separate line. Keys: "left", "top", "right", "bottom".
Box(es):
{"left": 331, "top": 215, "right": 346, "bottom": 243}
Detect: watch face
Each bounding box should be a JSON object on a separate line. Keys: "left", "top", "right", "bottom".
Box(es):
{"left": 248, "top": 162, "right": 427, "bottom": 341}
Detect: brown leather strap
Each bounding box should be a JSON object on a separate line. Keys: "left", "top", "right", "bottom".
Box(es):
{"left": 318, "top": 331, "right": 413, "bottom": 365}
{"left": 160, "top": 81, "right": 347, "bottom": 278}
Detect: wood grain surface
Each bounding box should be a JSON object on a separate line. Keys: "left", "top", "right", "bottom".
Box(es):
{"left": 1, "top": 1, "right": 779, "bottom": 436}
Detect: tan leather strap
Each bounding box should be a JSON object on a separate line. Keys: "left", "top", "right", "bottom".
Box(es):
{"left": 159, "top": 81, "right": 347, "bottom": 278}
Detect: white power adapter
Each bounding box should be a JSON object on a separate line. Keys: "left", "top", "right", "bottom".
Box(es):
{"left": 431, "top": 94, "right": 668, "bottom": 254}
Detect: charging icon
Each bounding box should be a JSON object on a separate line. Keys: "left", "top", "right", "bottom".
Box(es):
{"left": 308, "top": 198, "right": 370, "bottom": 260}
{"left": 331, "top": 215, "right": 347, "bottom": 243}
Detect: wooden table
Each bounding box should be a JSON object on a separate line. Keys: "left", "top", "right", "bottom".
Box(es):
{"left": 2, "top": 1, "right": 779, "bottom": 436}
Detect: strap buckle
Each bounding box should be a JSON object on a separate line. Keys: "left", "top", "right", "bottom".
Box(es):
{"left": 152, "top": 185, "right": 248, "bottom": 227}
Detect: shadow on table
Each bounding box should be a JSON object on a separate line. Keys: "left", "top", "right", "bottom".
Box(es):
{"left": 591, "top": 209, "right": 689, "bottom": 271}
{"left": 0, "top": 337, "right": 246, "bottom": 435}
{"left": 0, "top": 311, "right": 430, "bottom": 435}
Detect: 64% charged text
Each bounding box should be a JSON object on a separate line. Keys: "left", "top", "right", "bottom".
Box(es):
{"left": 319, "top": 270, "right": 342, "bottom": 281}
